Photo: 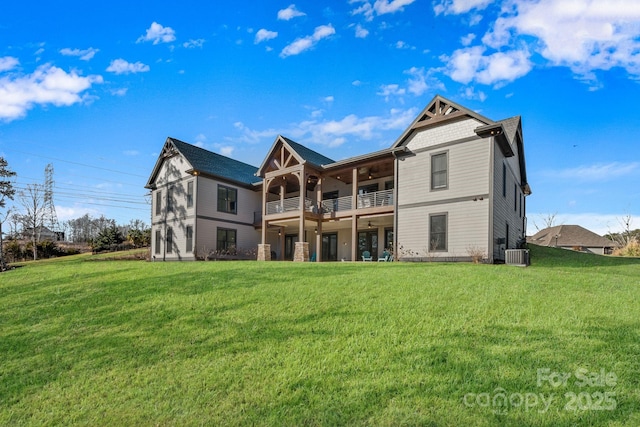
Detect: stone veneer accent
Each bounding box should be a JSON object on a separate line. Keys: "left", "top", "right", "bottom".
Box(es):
{"left": 257, "top": 244, "right": 271, "bottom": 261}
{"left": 293, "top": 242, "right": 309, "bottom": 262}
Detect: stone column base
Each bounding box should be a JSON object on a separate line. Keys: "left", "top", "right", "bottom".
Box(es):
{"left": 293, "top": 242, "right": 309, "bottom": 262}
{"left": 257, "top": 244, "right": 271, "bottom": 261}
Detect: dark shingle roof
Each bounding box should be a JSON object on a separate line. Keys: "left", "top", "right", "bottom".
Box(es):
{"left": 498, "top": 116, "right": 521, "bottom": 145}
{"left": 529, "top": 225, "right": 615, "bottom": 248}
{"left": 170, "top": 138, "right": 260, "bottom": 186}
{"left": 281, "top": 136, "right": 335, "bottom": 167}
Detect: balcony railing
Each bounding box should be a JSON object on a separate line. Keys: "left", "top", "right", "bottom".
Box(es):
{"left": 357, "top": 189, "right": 393, "bottom": 209}
{"left": 265, "top": 190, "right": 394, "bottom": 216}
{"left": 266, "top": 197, "right": 315, "bottom": 215}
{"left": 320, "top": 195, "right": 352, "bottom": 213}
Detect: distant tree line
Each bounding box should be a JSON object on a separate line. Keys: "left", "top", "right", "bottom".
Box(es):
{"left": 3, "top": 215, "right": 151, "bottom": 262}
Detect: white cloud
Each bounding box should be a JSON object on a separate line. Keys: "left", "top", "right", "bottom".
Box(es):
{"left": 379, "top": 67, "right": 444, "bottom": 99}
{"left": 0, "top": 64, "right": 103, "bottom": 122}
{"left": 60, "top": 47, "right": 99, "bottom": 61}
{"left": 0, "top": 56, "right": 19, "bottom": 72}
{"left": 106, "top": 59, "right": 150, "bottom": 75}
{"left": 233, "top": 121, "right": 280, "bottom": 144}
{"left": 55, "top": 205, "right": 100, "bottom": 222}
{"left": 374, "top": 0, "right": 416, "bottom": 15}
{"left": 280, "top": 24, "right": 336, "bottom": 58}
{"left": 351, "top": 1, "right": 374, "bottom": 21}
{"left": 377, "top": 84, "right": 406, "bottom": 101}
{"left": 219, "top": 146, "right": 235, "bottom": 156}
{"left": 183, "top": 39, "right": 205, "bottom": 48}
{"left": 290, "top": 108, "right": 418, "bottom": 147}
{"left": 123, "top": 150, "right": 139, "bottom": 156}
{"left": 546, "top": 162, "right": 640, "bottom": 182}
{"left": 460, "top": 33, "right": 476, "bottom": 46}
{"left": 233, "top": 108, "right": 417, "bottom": 148}
{"left": 483, "top": 0, "right": 640, "bottom": 80}
{"left": 404, "top": 67, "right": 429, "bottom": 96}
{"left": 396, "top": 40, "right": 414, "bottom": 50}
{"left": 352, "top": 80, "right": 363, "bottom": 86}
{"left": 110, "top": 88, "right": 128, "bottom": 96}
{"left": 433, "top": 0, "right": 492, "bottom": 15}
{"left": 137, "top": 22, "right": 176, "bottom": 45}
{"left": 443, "top": 45, "right": 532, "bottom": 86}
{"left": 461, "top": 86, "right": 487, "bottom": 101}
{"left": 278, "top": 4, "right": 306, "bottom": 20}
{"left": 352, "top": 0, "right": 415, "bottom": 20}
{"left": 255, "top": 29, "right": 278, "bottom": 44}
{"left": 323, "top": 95, "right": 334, "bottom": 103}
{"left": 355, "top": 24, "right": 369, "bottom": 38}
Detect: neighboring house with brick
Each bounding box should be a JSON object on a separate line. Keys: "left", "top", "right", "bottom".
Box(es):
{"left": 528, "top": 225, "right": 616, "bottom": 255}
{"left": 146, "top": 95, "right": 531, "bottom": 262}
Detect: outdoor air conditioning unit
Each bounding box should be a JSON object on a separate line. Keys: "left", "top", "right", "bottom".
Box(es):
{"left": 505, "top": 249, "right": 529, "bottom": 266}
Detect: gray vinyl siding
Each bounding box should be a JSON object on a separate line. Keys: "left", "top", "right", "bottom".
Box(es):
{"left": 397, "top": 118, "right": 492, "bottom": 259}
{"left": 151, "top": 218, "right": 197, "bottom": 261}
{"left": 190, "top": 176, "right": 261, "bottom": 258}
{"left": 195, "top": 217, "right": 260, "bottom": 258}
{"left": 397, "top": 201, "right": 489, "bottom": 260}
{"left": 491, "top": 139, "right": 525, "bottom": 261}
{"left": 196, "top": 177, "right": 261, "bottom": 226}
{"left": 151, "top": 155, "right": 199, "bottom": 261}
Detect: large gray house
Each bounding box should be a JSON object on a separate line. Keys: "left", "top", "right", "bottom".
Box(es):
{"left": 145, "top": 95, "right": 531, "bottom": 262}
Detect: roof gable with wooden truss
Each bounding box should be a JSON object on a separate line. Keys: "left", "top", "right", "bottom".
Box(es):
{"left": 257, "top": 135, "right": 334, "bottom": 178}
{"left": 392, "top": 95, "right": 493, "bottom": 148}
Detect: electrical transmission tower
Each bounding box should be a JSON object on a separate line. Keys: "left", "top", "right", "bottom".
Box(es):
{"left": 44, "top": 163, "right": 60, "bottom": 237}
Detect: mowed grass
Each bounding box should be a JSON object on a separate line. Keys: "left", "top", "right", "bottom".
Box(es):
{"left": 1, "top": 247, "right": 639, "bottom": 426}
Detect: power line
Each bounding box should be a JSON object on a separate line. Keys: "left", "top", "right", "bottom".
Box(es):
{"left": 4, "top": 148, "right": 148, "bottom": 178}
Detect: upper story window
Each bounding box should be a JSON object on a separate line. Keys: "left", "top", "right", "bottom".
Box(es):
{"left": 431, "top": 152, "right": 448, "bottom": 190}
{"left": 502, "top": 163, "right": 507, "bottom": 197}
{"left": 167, "top": 187, "right": 173, "bottom": 213}
{"left": 187, "top": 181, "right": 194, "bottom": 208}
{"left": 218, "top": 184, "right": 237, "bottom": 214}
{"left": 155, "top": 191, "right": 162, "bottom": 216}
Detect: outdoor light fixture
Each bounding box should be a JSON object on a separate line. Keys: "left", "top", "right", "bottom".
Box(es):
{"left": 368, "top": 221, "right": 372, "bottom": 228}
{"left": 314, "top": 228, "right": 318, "bottom": 234}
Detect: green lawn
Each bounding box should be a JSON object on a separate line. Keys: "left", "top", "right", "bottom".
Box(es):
{"left": 1, "top": 247, "right": 639, "bottom": 426}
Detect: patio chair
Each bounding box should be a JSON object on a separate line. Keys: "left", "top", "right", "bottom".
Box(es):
{"left": 361, "top": 251, "right": 373, "bottom": 262}
{"left": 377, "top": 250, "right": 391, "bottom": 262}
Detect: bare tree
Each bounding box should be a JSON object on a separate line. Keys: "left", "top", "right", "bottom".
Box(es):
{"left": 0, "top": 157, "right": 16, "bottom": 270}
{"left": 607, "top": 214, "right": 637, "bottom": 247}
{"left": 533, "top": 212, "right": 558, "bottom": 231}
{"left": 19, "top": 184, "right": 48, "bottom": 261}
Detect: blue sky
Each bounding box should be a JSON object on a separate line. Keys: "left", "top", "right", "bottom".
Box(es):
{"left": 1, "top": 0, "right": 639, "bottom": 235}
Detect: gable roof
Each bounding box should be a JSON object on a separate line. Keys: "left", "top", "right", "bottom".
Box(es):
{"left": 281, "top": 136, "right": 335, "bottom": 167}
{"left": 529, "top": 225, "right": 615, "bottom": 248}
{"left": 392, "top": 94, "right": 494, "bottom": 148}
{"left": 257, "top": 135, "right": 335, "bottom": 176}
{"left": 145, "top": 137, "right": 260, "bottom": 189}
